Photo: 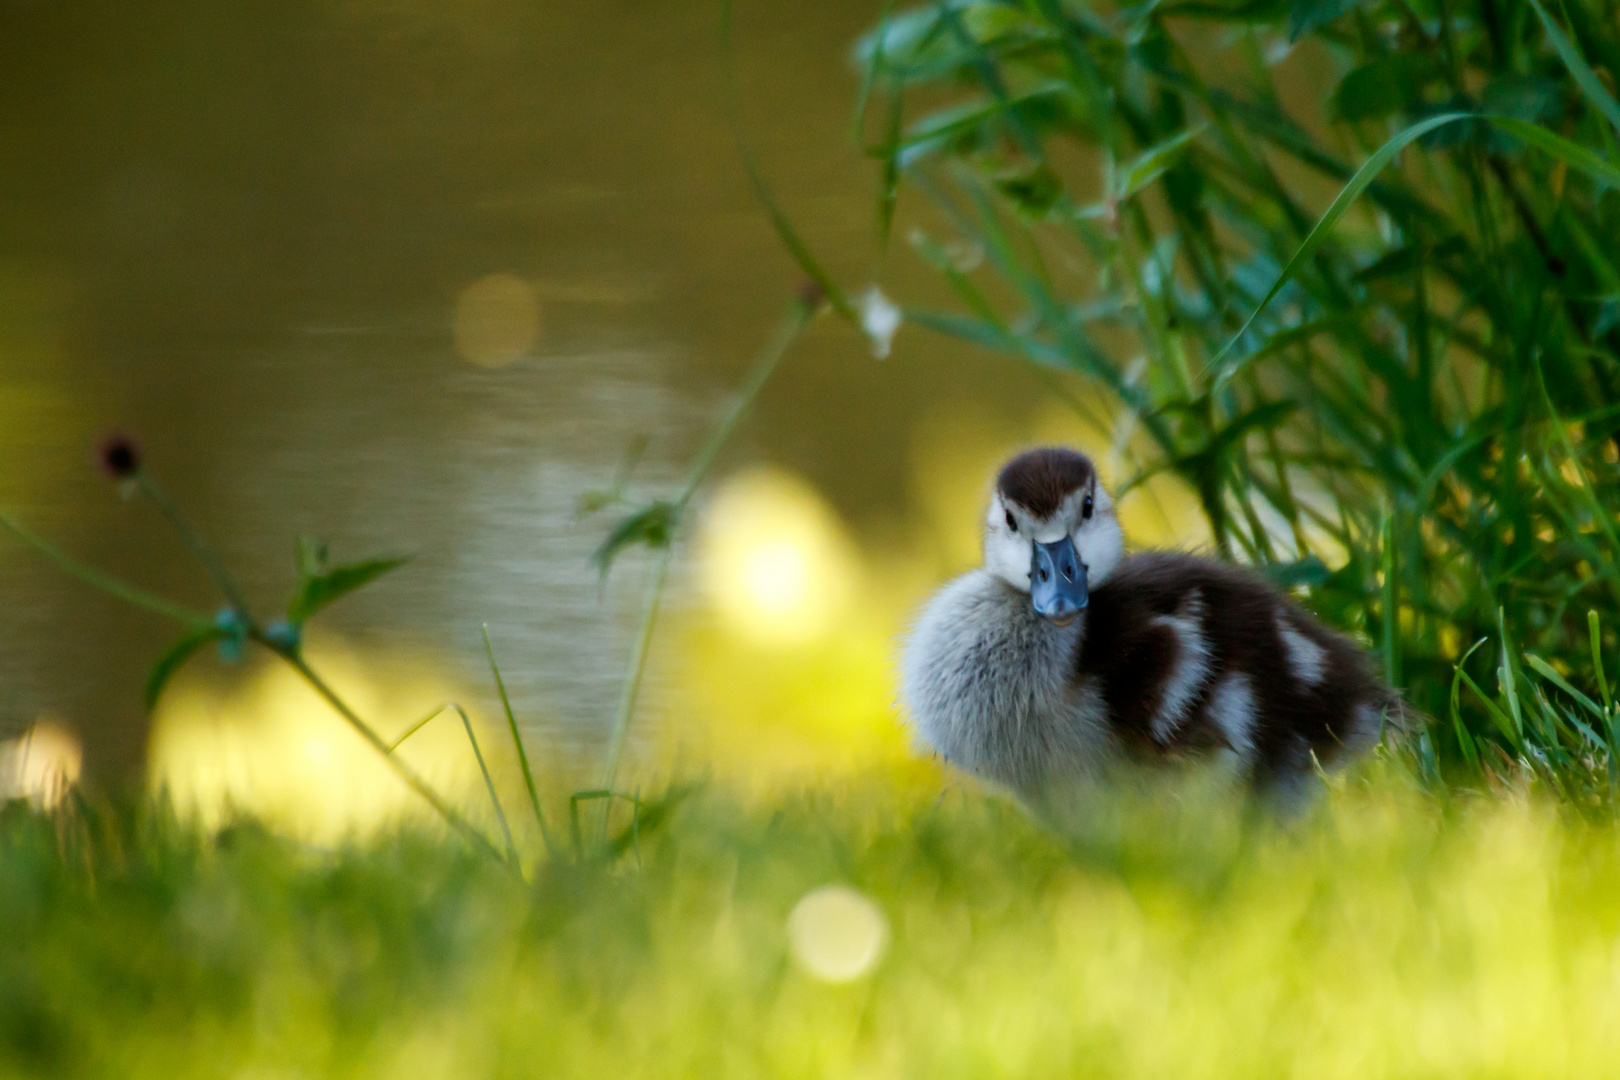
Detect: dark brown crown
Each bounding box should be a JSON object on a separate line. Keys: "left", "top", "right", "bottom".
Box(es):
{"left": 996, "top": 447, "right": 1095, "bottom": 518}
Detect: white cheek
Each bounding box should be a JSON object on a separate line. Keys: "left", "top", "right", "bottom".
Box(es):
{"left": 1075, "top": 515, "right": 1124, "bottom": 585}
{"left": 984, "top": 530, "right": 1032, "bottom": 592}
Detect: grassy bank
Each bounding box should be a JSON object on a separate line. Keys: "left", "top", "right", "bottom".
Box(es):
{"left": 6, "top": 768, "right": 1620, "bottom": 1079}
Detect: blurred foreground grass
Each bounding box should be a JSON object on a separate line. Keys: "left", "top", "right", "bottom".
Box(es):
{"left": 7, "top": 766, "right": 1620, "bottom": 1079}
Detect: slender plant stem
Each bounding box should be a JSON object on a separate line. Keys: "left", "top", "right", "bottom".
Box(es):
{"left": 452, "top": 706, "right": 519, "bottom": 867}
{"left": 387, "top": 704, "right": 453, "bottom": 752}
{"left": 137, "top": 474, "right": 256, "bottom": 618}
{"left": 0, "top": 511, "right": 211, "bottom": 628}
{"left": 598, "top": 545, "right": 673, "bottom": 818}
{"left": 1382, "top": 510, "right": 1402, "bottom": 689}
{"left": 384, "top": 700, "right": 518, "bottom": 866}
{"left": 483, "top": 624, "right": 553, "bottom": 854}
{"left": 264, "top": 637, "right": 506, "bottom": 861}
{"left": 719, "top": 0, "right": 855, "bottom": 324}
{"left": 676, "top": 299, "right": 815, "bottom": 510}
{"left": 593, "top": 299, "right": 815, "bottom": 836}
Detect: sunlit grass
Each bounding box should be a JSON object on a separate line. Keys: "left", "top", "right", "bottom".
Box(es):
{"left": 9, "top": 768, "right": 1620, "bottom": 1078}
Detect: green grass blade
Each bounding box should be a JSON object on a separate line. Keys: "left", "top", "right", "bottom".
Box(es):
{"left": 1525, "top": 655, "right": 1605, "bottom": 720}
{"left": 1484, "top": 115, "right": 1620, "bottom": 188}
{"left": 1452, "top": 711, "right": 1481, "bottom": 779}
{"left": 384, "top": 702, "right": 518, "bottom": 868}
{"left": 1457, "top": 667, "right": 1522, "bottom": 750}
{"left": 387, "top": 703, "right": 461, "bottom": 753}
{"left": 1208, "top": 112, "right": 1470, "bottom": 381}
{"left": 1451, "top": 637, "right": 1490, "bottom": 777}
{"left": 1497, "top": 607, "right": 1524, "bottom": 741}
{"left": 1381, "top": 510, "right": 1401, "bottom": 689}
{"left": 1591, "top": 611, "right": 1613, "bottom": 712}
{"left": 720, "top": 0, "right": 855, "bottom": 323}
{"left": 1113, "top": 126, "right": 1204, "bottom": 202}
{"left": 385, "top": 702, "right": 469, "bottom": 751}
{"left": 930, "top": 0, "right": 1042, "bottom": 161}
{"left": 1547, "top": 695, "right": 1608, "bottom": 755}
{"left": 454, "top": 706, "right": 519, "bottom": 869}
{"left": 876, "top": 88, "right": 904, "bottom": 249}
{"left": 1591, "top": 611, "right": 1620, "bottom": 808}
{"left": 850, "top": 0, "right": 898, "bottom": 145}
{"left": 598, "top": 547, "right": 673, "bottom": 820}
{"left": 568, "top": 788, "right": 641, "bottom": 859}
{"left": 483, "top": 624, "right": 551, "bottom": 853}
{"left": 1528, "top": 0, "right": 1620, "bottom": 139}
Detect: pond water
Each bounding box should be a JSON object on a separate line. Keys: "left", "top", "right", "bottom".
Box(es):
{"left": 0, "top": 0, "right": 1079, "bottom": 785}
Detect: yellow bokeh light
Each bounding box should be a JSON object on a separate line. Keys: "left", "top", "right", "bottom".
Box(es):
{"left": 699, "top": 466, "right": 858, "bottom": 648}
{"left": 148, "top": 638, "right": 499, "bottom": 844}
{"left": 787, "top": 884, "right": 889, "bottom": 983}
{"left": 453, "top": 272, "right": 541, "bottom": 368}
{"left": 737, "top": 539, "right": 811, "bottom": 619}
{"left": 665, "top": 466, "right": 913, "bottom": 783}
{"left": 0, "top": 717, "right": 82, "bottom": 809}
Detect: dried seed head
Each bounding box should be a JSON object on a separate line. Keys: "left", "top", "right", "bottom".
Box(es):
{"left": 96, "top": 434, "right": 142, "bottom": 481}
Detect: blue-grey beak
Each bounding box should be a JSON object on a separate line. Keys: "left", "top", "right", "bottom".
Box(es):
{"left": 1031, "top": 536, "right": 1088, "bottom": 626}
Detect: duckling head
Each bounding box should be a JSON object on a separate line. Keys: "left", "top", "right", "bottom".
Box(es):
{"left": 983, "top": 447, "right": 1123, "bottom": 628}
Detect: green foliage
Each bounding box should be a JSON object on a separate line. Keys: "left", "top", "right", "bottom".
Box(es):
{"left": 591, "top": 501, "right": 678, "bottom": 579}
{"left": 286, "top": 538, "right": 411, "bottom": 627}
{"left": 1440, "top": 608, "right": 1620, "bottom": 815}
{"left": 853, "top": 0, "right": 1620, "bottom": 798}
{"left": 143, "top": 624, "right": 230, "bottom": 710}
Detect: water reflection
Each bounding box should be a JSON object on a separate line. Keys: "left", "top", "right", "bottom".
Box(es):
{"left": 452, "top": 273, "right": 542, "bottom": 368}
{"left": 0, "top": 0, "right": 1087, "bottom": 790}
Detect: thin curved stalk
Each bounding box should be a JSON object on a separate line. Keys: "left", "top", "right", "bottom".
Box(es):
{"left": 262, "top": 636, "right": 507, "bottom": 862}
{"left": 594, "top": 299, "right": 812, "bottom": 828}
{"left": 0, "top": 511, "right": 212, "bottom": 629}
{"left": 387, "top": 701, "right": 519, "bottom": 866}
{"left": 719, "top": 0, "right": 854, "bottom": 322}
{"left": 676, "top": 300, "right": 815, "bottom": 510}
{"left": 483, "top": 624, "right": 553, "bottom": 854}
{"left": 598, "top": 545, "right": 672, "bottom": 821}
{"left": 137, "top": 475, "right": 255, "bottom": 618}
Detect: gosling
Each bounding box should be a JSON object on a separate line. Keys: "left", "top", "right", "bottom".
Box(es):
{"left": 901, "top": 446, "right": 1400, "bottom": 808}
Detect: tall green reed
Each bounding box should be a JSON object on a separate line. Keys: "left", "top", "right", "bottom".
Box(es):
{"left": 842, "top": 0, "right": 1620, "bottom": 799}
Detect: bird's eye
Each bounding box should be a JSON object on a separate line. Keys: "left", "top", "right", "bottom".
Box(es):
{"left": 1082, "top": 495, "right": 1094, "bottom": 519}
{"left": 1004, "top": 510, "right": 1018, "bottom": 532}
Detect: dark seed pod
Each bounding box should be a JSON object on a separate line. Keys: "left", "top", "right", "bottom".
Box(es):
{"left": 96, "top": 434, "right": 142, "bottom": 481}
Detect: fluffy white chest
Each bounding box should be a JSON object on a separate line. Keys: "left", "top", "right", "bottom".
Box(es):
{"left": 900, "top": 570, "right": 1108, "bottom": 794}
